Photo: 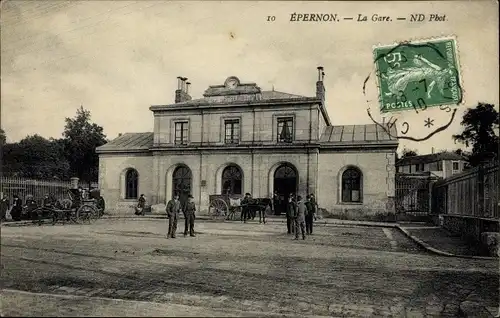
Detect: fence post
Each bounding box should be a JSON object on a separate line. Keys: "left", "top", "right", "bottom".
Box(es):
{"left": 477, "top": 163, "right": 485, "bottom": 218}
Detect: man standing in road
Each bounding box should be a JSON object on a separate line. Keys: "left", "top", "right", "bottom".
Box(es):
{"left": 183, "top": 194, "right": 196, "bottom": 237}
{"left": 286, "top": 193, "right": 296, "bottom": 235}
{"left": 241, "top": 193, "right": 251, "bottom": 223}
{"left": 305, "top": 194, "right": 317, "bottom": 235}
{"left": 166, "top": 193, "right": 181, "bottom": 238}
{"left": 294, "top": 195, "right": 307, "bottom": 240}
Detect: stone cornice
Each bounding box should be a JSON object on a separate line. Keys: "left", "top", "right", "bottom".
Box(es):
{"left": 149, "top": 97, "right": 321, "bottom": 112}
{"left": 97, "top": 141, "right": 398, "bottom": 155}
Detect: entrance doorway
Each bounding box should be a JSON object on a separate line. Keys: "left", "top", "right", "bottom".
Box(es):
{"left": 172, "top": 165, "right": 192, "bottom": 210}
{"left": 273, "top": 163, "right": 298, "bottom": 215}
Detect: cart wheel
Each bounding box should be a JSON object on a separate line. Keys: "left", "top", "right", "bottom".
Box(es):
{"left": 77, "top": 204, "right": 97, "bottom": 224}
{"left": 209, "top": 199, "right": 228, "bottom": 221}
{"left": 32, "top": 207, "right": 44, "bottom": 225}
{"left": 69, "top": 208, "right": 78, "bottom": 224}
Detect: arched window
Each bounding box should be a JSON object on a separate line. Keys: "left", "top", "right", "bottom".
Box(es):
{"left": 125, "top": 169, "right": 138, "bottom": 199}
{"left": 222, "top": 165, "right": 243, "bottom": 195}
{"left": 341, "top": 168, "right": 362, "bottom": 203}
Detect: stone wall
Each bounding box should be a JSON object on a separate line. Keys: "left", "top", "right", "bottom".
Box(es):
{"left": 98, "top": 153, "right": 153, "bottom": 215}
{"left": 442, "top": 215, "right": 499, "bottom": 242}
{"left": 99, "top": 147, "right": 397, "bottom": 219}
{"left": 317, "top": 150, "right": 396, "bottom": 219}
{"left": 154, "top": 105, "right": 323, "bottom": 145}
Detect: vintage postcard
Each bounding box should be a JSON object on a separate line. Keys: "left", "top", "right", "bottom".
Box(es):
{"left": 1, "top": 1, "right": 499, "bottom": 317}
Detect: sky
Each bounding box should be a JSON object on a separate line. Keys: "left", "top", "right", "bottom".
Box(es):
{"left": 1, "top": 0, "right": 499, "bottom": 155}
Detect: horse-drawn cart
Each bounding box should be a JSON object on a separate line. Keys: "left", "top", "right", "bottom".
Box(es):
{"left": 209, "top": 194, "right": 272, "bottom": 223}
{"left": 209, "top": 194, "right": 244, "bottom": 221}
{"left": 32, "top": 188, "right": 105, "bottom": 225}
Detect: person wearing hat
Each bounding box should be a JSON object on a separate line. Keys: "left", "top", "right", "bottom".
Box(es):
{"left": 183, "top": 194, "right": 196, "bottom": 237}
{"left": 136, "top": 194, "right": 146, "bottom": 216}
{"left": 11, "top": 194, "right": 23, "bottom": 221}
{"left": 166, "top": 192, "right": 182, "bottom": 238}
{"left": 305, "top": 194, "right": 317, "bottom": 235}
{"left": 286, "top": 193, "right": 297, "bottom": 234}
{"left": 294, "top": 195, "right": 307, "bottom": 240}
{"left": 241, "top": 193, "right": 252, "bottom": 223}
{"left": 25, "top": 195, "right": 38, "bottom": 222}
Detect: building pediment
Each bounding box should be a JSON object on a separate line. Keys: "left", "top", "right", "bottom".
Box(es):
{"left": 203, "top": 77, "right": 262, "bottom": 99}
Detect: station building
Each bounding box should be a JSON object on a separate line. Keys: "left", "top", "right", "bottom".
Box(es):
{"left": 96, "top": 68, "right": 399, "bottom": 217}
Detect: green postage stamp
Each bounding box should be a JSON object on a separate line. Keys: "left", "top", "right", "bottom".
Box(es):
{"left": 373, "top": 37, "right": 463, "bottom": 113}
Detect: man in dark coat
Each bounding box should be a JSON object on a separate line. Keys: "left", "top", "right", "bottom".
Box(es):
{"left": 11, "top": 195, "right": 23, "bottom": 221}
{"left": 25, "top": 195, "right": 38, "bottom": 222}
{"left": 166, "top": 193, "right": 181, "bottom": 238}
{"left": 286, "top": 194, "right": 297, "bottom": 234}
{"left": 272, "top": 190, "right": 281, "bottom": 216}
{"left": 183, "top": 194, "right": 196, "bottom": 237}
{"left": 305, "top": 194, "right": 317, "bottom": 235}
{"left": 294, "top": 195, "right": 307, "bottom": 240}
{"left": 43, "top": 194, "right": 53, "bottom": 207}
{"left": 0, "top": 193, "right": 9, "bottom": 221}
{"left": 136, "top": 194, "right": 146, "bottom": 215}
{"left": 241, "top": 193, "right": 251, "bottom": 223}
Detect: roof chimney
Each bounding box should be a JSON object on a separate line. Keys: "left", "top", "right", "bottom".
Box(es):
{"left": 316, "top": 66, "right": 326, "bottom": 106}
{"left": 175, "top": 76, "right": 192, "bottom": 103}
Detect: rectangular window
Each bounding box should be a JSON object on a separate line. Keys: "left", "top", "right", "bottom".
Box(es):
{"left": 277, "top": 117, "right": 294, "bottom": 143}
{"left": 224, "top": 119, "right": 240, "bottom": 144}
{"left": 436, "top": 161, "right": 443, "bottom": 171}
{"left": 174, "top": 121, "right": 189, "bottom": 144}
{"left": 415, "top": 163, "right": 424, "bottom": 172}
{"left": 452, "top": 161, "right": 460, "bottom": 170}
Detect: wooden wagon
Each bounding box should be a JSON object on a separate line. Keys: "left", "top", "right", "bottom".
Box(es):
{"left": 208, "top": 194, "right": 272, "bottom": 223}
{"left": 209, "top": 194, "right": 245, "bottom": 221}
{"left": 32, "top": 188, "right": 105, "bottom": 225}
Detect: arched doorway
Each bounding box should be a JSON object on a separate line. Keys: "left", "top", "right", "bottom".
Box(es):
{"left": 221, "top": 165, "right": 243, "bottom": 195}
{"left": 172, "top": 165, "right": 192, "bottom": 209}
{"left": 273, "top": 163, "right": 298, "bottom": 215}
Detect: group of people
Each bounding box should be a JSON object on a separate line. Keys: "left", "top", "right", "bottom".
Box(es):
{"left": 0, "top": 193, "right": 58, "bottom": 222}
{"left": 165, "top": 193, "right": 197, "bottom": 238}
{"left": 159, "top": 191, "right": 317, "bottom": 241}
{"left": 284, "top": 193, "right": 317, "bottom": 240}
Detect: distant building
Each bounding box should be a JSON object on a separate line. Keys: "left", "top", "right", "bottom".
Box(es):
{"left": 96, "top": 68, "right": 399, "bottom": 216}
{"left": 396, "top": 152, "right": 467, "bottom": 178}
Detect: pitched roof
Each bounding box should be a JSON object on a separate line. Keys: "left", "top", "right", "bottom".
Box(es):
{"left": 319, "top": 124, "right": 398, "bottom": 145}
{"left": 96, "top": 132, "right": 153, "bottom": 153}
{"left": 152, "top": 90, "right": 314, "bottom": 108}
{"left": 260, "top": 90, "right": 307, "bottom": 100}
{"left": 396, "top": 152, "right": 465, "bottom": 166}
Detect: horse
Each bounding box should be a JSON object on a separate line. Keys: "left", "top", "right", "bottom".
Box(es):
{"left": 241, "top": 198, "right": 272, "bottom": 224}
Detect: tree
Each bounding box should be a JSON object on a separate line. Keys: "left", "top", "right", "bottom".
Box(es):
{"left": 401, "top": 148, "right": 418, "bottom": 158}
{"left": 2, "top": 135, "right": 70, "bottom": 179}
{"left": 0, "top": 128, "right": 6, "bottom": 146}
{"left": 453, "top": 103, "right": 499, "bottom": 167}
{"left": 62, "top": 106, "right": 106, "bottom": 184}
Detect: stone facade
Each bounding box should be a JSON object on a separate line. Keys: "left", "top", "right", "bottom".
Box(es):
{"left": 97, "top": 72, "right": 399, "bottom": 216}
